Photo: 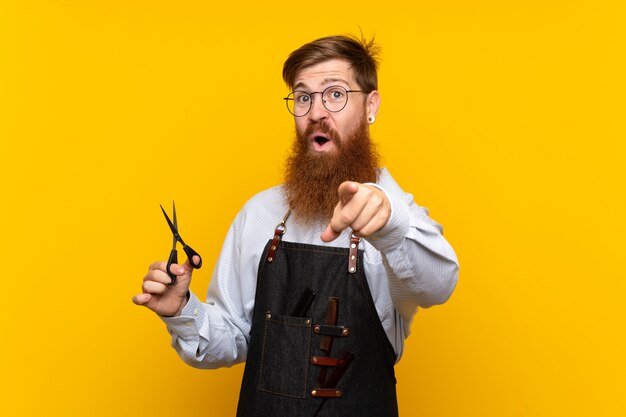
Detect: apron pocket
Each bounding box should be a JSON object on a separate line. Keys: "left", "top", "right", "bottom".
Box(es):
{"left": 258, "top": 311, "right": 311, "bottom": 398}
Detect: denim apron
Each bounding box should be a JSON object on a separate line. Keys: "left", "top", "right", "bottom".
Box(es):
{"left": 236, "top": 214, "right": 399, "bottom": 417}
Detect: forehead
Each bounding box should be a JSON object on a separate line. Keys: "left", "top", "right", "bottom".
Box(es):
{"left": 293, "top": 59, "right": 356, "bottom": 90}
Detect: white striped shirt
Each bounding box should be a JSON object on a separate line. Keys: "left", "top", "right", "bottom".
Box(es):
{"left": 161, "top": 168, "right": 459, "bottom": 368}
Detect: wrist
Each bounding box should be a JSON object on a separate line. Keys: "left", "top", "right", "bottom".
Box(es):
{"left": 162, "top": 291, "right": 190, "bottom": 318}
{"left": 175, "top": 290, "right": 191, "bottom": 316}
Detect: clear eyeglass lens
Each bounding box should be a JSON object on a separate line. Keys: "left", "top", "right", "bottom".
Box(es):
{"left": 322, "top": 86, "right": 348, "bottom": 111}
{"left": 286, "top": 86, "right": 349, "bottom": 116}
{"left": 287, "top": 91, "right": 308, "bottom": 116}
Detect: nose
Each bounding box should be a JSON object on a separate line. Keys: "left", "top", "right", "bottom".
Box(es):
{"left": 307, "top": 93, "right": 329, "bottom": 122}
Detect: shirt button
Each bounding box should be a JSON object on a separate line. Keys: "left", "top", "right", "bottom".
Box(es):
{"left": 193, "top": 308, "right": 199, "bottom": 316}
{"left": 185, "top": 321, "right": 193, "bottom": 327}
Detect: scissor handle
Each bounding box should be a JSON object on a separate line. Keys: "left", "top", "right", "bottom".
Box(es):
{"left": 183, "top": 245, "right": 202, "bottom": 269}
{"left": 166, "top": 249, "right": 178, "bottom": 286}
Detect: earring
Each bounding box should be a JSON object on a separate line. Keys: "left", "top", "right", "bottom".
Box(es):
{"left": 367, "top": 115, "right": 376, "bottom": 124}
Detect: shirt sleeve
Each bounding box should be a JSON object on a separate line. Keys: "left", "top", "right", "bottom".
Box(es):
{"left": 366, "top": 171, "right": 460, "bottom": 323}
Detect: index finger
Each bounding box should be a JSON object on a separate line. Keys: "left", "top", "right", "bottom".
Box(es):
{"left": 148, "top": 261, "right": 168, "bottom": 272}
{"left": 337, "top": 181, "right": 359, "bottom": 205}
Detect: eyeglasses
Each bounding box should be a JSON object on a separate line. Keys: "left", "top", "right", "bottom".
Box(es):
{"left": 284, "top": 85, "right": 366, "bottom": 117}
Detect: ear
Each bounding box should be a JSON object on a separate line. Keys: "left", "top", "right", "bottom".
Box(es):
{"left": 366, "top": 90, "right": 381, "bottom": 118}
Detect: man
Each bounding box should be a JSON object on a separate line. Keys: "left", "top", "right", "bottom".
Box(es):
{"left": 133, "top": 35, "right": 459, "bottom": 416}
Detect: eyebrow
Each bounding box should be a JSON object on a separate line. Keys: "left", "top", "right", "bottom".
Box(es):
{"left": 322, "top": 77, "right": 349, "bottom": 87}
{"left": 293, "top": 77, "right": 350, "bottom": 91}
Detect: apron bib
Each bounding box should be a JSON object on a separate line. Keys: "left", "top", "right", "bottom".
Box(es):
{"left": 237, "top": 215, "right": 399, "bottom": 417}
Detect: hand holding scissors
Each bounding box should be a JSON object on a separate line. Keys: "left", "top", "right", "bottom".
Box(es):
{"left": 160, "top": 201, "right": 202, "bottom": 285}
{"left": 131, "top": 202, "right": 202, "bottom": 315}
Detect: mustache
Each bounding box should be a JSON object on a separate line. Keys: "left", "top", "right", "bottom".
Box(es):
{"left": 302, "top": 120, "right": 340, "bottom": 141}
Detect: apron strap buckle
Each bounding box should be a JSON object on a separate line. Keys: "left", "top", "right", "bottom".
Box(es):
{"left": 266, "top": 211, "right": 292, "bottom": 263}
{"left": 348, "top": 234, "right": 360, "bottom": 273}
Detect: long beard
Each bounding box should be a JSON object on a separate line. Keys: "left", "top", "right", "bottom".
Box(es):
{"left": 283, "top": 116, "right": 380, "bottom": 224}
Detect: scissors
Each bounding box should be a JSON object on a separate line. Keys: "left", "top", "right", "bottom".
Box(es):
{"left": 160, "top": 201, "right": 202, "bottom": 285}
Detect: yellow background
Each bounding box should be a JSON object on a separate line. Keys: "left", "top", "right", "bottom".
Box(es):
{"left": 1, "top": 1, "right": 624, "bottom": 416}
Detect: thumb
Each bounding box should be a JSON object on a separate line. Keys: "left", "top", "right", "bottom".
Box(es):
{"left": 337, "top": 181, "right": 359, "bottom": 205}
{"left": 187, "top": 255, "right": 201, "bottom": 269}
{"left": 168, "top": 257, "right": 197, "bottom": 286}
{"left": 179, "top": 256, "right": 199, "bottom": 277}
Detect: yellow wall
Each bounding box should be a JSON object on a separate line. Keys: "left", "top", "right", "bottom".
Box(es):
{"left": 1, "top": 1, "right": 624, "bottom": 416}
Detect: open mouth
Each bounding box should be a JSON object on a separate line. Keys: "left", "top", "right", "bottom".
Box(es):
{"left": 314, "top": 136, "right": 329, "bottom": 146}
{"left": 306, "top": 126, "right": 335, "bottom": 152}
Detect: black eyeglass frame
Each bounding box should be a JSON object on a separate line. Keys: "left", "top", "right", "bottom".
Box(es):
{"left": 283, "top": 85, "right": 368, "bottom": 117}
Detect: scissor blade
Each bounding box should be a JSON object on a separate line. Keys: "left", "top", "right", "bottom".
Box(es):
{"left": 172, "top": 200, "right": 177, "bottom": 229}
{"left": 160, "top": 204, "right": 179, "bottom": 249}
